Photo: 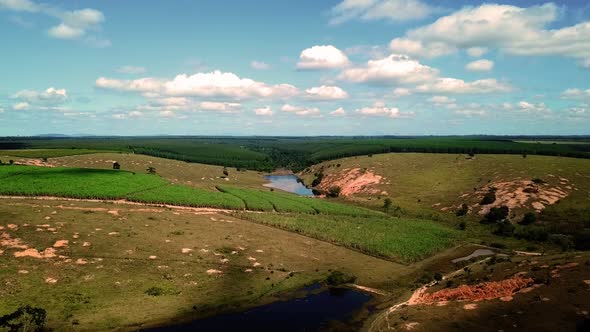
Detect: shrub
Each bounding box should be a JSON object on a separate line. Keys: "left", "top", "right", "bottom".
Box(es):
{"left": 434, "top": 272, "right": 443, "bottom": 281}
{"left": 383, "top": 198, "right": 393, "bottom": 211}
{"left": 549, "top": 234, "right": 574, "bottom": 251}
{"left": 532, "top": 178, "right": 546, "bottom": 184}
{"left": 327, "top": 186, "right": 341, "bottom": 198}
{"left": 481, "top": 206, "right": 509, "bottom": 224}
{"left": 311, "top": 172, "right": 324, "bottom": 187}
{"left": 145, "top": 287, "right": 164, "bottom": 296}
{"left": 326, "top": 271, "right": 356, "bottom": 286}
{"left": 493, "top": 220, "right": 515, "bottom": 237}
{"left": 480, "top": 190, "right": 496, "bottom": 205}
{"left": 514, "top": 226, "right": 549, "bottom": 242}
{"left": 489, "top": 242, "right": 507, "bottom": 249}
{"left": 458, "top": 221, "right": 467, "bottom": 231}
{"left": 573, "top": 230, "right": 590, "bottom": 250}
{"left": 0, "top": 305, "right": 47, "bottom": 332}
{"left": 455, "top": 203, "right": 468, "bottom": 216}
{"left": 519, "top": 212, "right": 537, "bottom": 225}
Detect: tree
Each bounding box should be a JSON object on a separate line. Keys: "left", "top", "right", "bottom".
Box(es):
{"left": 0, "top": 305, "right": 47, "bottom": 332}
{"left": 383, "top": 198, "right": 393, "bottom": 211}
{"left": 146, "top": 166, "right": 157, "bottom": 175}
{"left": 223, "top": 167, "right": 229, "bottom": 177}
{"left": 455, "top": 203, "right": 468, "bottom": 216}
{"left": 481, "top": 206, "right": 509, "bottom": 224}
{"left": 9, "top": 160, "right": 14, "bottom": 165}
{"left": 519, "top": 212, "right": 537, "bottom": 225}
{"left": 480, "top": 190, "right": 496, "bottom": 205}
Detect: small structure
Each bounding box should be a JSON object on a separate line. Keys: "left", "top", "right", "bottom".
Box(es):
{"left": 113, "top": 162, "right": 121, "bottom": 170}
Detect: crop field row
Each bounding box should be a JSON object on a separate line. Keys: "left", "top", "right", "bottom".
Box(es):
{"left": 0, "top": 165, "right": 377, "bottom": 216}
{"left": 217, "top": 185, "right": 381, "bottom": 216}
{"left": 237, "top": 213, "right": 458, "bottom": 262}
{"left": 126, "top": 184, "right": 246, "bottom": 209}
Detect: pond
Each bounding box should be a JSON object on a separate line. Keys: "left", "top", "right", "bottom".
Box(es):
{"left": 142, "top": 285, "right": 373, "bottom": 331}
{"left": 263, "top": 174, "right": 315, "bottom": 196}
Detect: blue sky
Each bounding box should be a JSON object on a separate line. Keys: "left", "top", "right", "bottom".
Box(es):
{"left": 1, "top": 0, "right": 589, "bottom": 136}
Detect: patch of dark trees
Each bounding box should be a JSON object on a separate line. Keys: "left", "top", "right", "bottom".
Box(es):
{"left": 480, "top": 205, "right": 590, "bottom": 251}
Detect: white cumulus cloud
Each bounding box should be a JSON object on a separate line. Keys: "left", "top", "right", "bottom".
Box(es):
{"left": 395, "top": 3, "right": 590, "bottom": 66}
{"left": 281, "top": 104, "right": 321, "bottom": 116}
{"left": 96, "top": 70, "right": 299, "bottom": 100}
{"left": 338, "top": 54, "right": 438, "bottom": 85}
{"left": 355, "top": 101, "right": 407, "bottom": 118}
{"left": 296, "top": 45, "right": 350, "bottom": 70}
{"left": 305, "top": 85, "right": 349, "bottom": 100}
{"left": 13, "top": 102, "right": 30, "bottom": 110}
{"left": 255, "top": 106, "right": 273, "bottom": 116}
{"left": 416, "top": 78, "right": 511, "bottom": 94}
{"left": 389, "top": 38, "right": 456, "bottom": 58}
{"left": 199, "top": 101, "right": 241, "bottom": 113}
{"left": 466, "top": 59, "right": 494, "bottom": 72}
{"left": 13, "top": 87, "right": 68, "bottom": 105}
{"left": 561, "top": 88, "right": 590, "bottom": 100}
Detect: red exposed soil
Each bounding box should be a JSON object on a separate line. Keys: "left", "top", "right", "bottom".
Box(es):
{"left": 416, "top": 276, "right": 535, "bottom": 304}
{"left": 316, "top": 168, "right": 383, "bottom": 196}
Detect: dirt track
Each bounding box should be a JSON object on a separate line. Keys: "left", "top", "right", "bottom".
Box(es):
{"left": 0, "top": 195, "right": 237, "bottom": 214}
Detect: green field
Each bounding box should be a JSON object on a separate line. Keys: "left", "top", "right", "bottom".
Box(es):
{"left": 0, "top": 165, "right": 377, "bottom": 216}
{"left": 238, "top": 213, "right": 457, "bottom": 263}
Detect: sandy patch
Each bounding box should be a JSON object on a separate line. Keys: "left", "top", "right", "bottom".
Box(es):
{"left": 53, "top": 240, "right": 69, "bottom": 248}
{"left": 18, "top": 270, "right": 29, "bottom": 274}
{"left": 181, "top": 248, "right": 193, "bottom": 253}
{"left": 206, "top": 269, "right": 223, "bottom": 275}
{"left": 148, "top": 255, "right": 157, "bottom": 259}
{"left": 404, "top": 322, "right": 419, "bottom": 330}
{"left": 107, "top": 210, "right": 119, "bottom": 216}
{"left": 452, "top": 179, "right": 571, "bottom": 217}
{"left": 82, "top": 242, "right": 91, "bottom": 247}
{"left": 7, "top": 224, "right": 18, "bottom": 230}
{"left": 108, "top": 232, "right": 120, "bottom": 236}
{"left": 315, "top": 168, "right": 383, "bottom": 196}
{"left": 1, "top": 232, "right": 28, "bottom": 249}
{"left": 45, "top": 277, "right": 58, "bottom": 284}
{"left": 76, "top": 258, "right": 88, "bottom": 265}
{"left": 14, "top": 247, "right": 57, "bottom": 259}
